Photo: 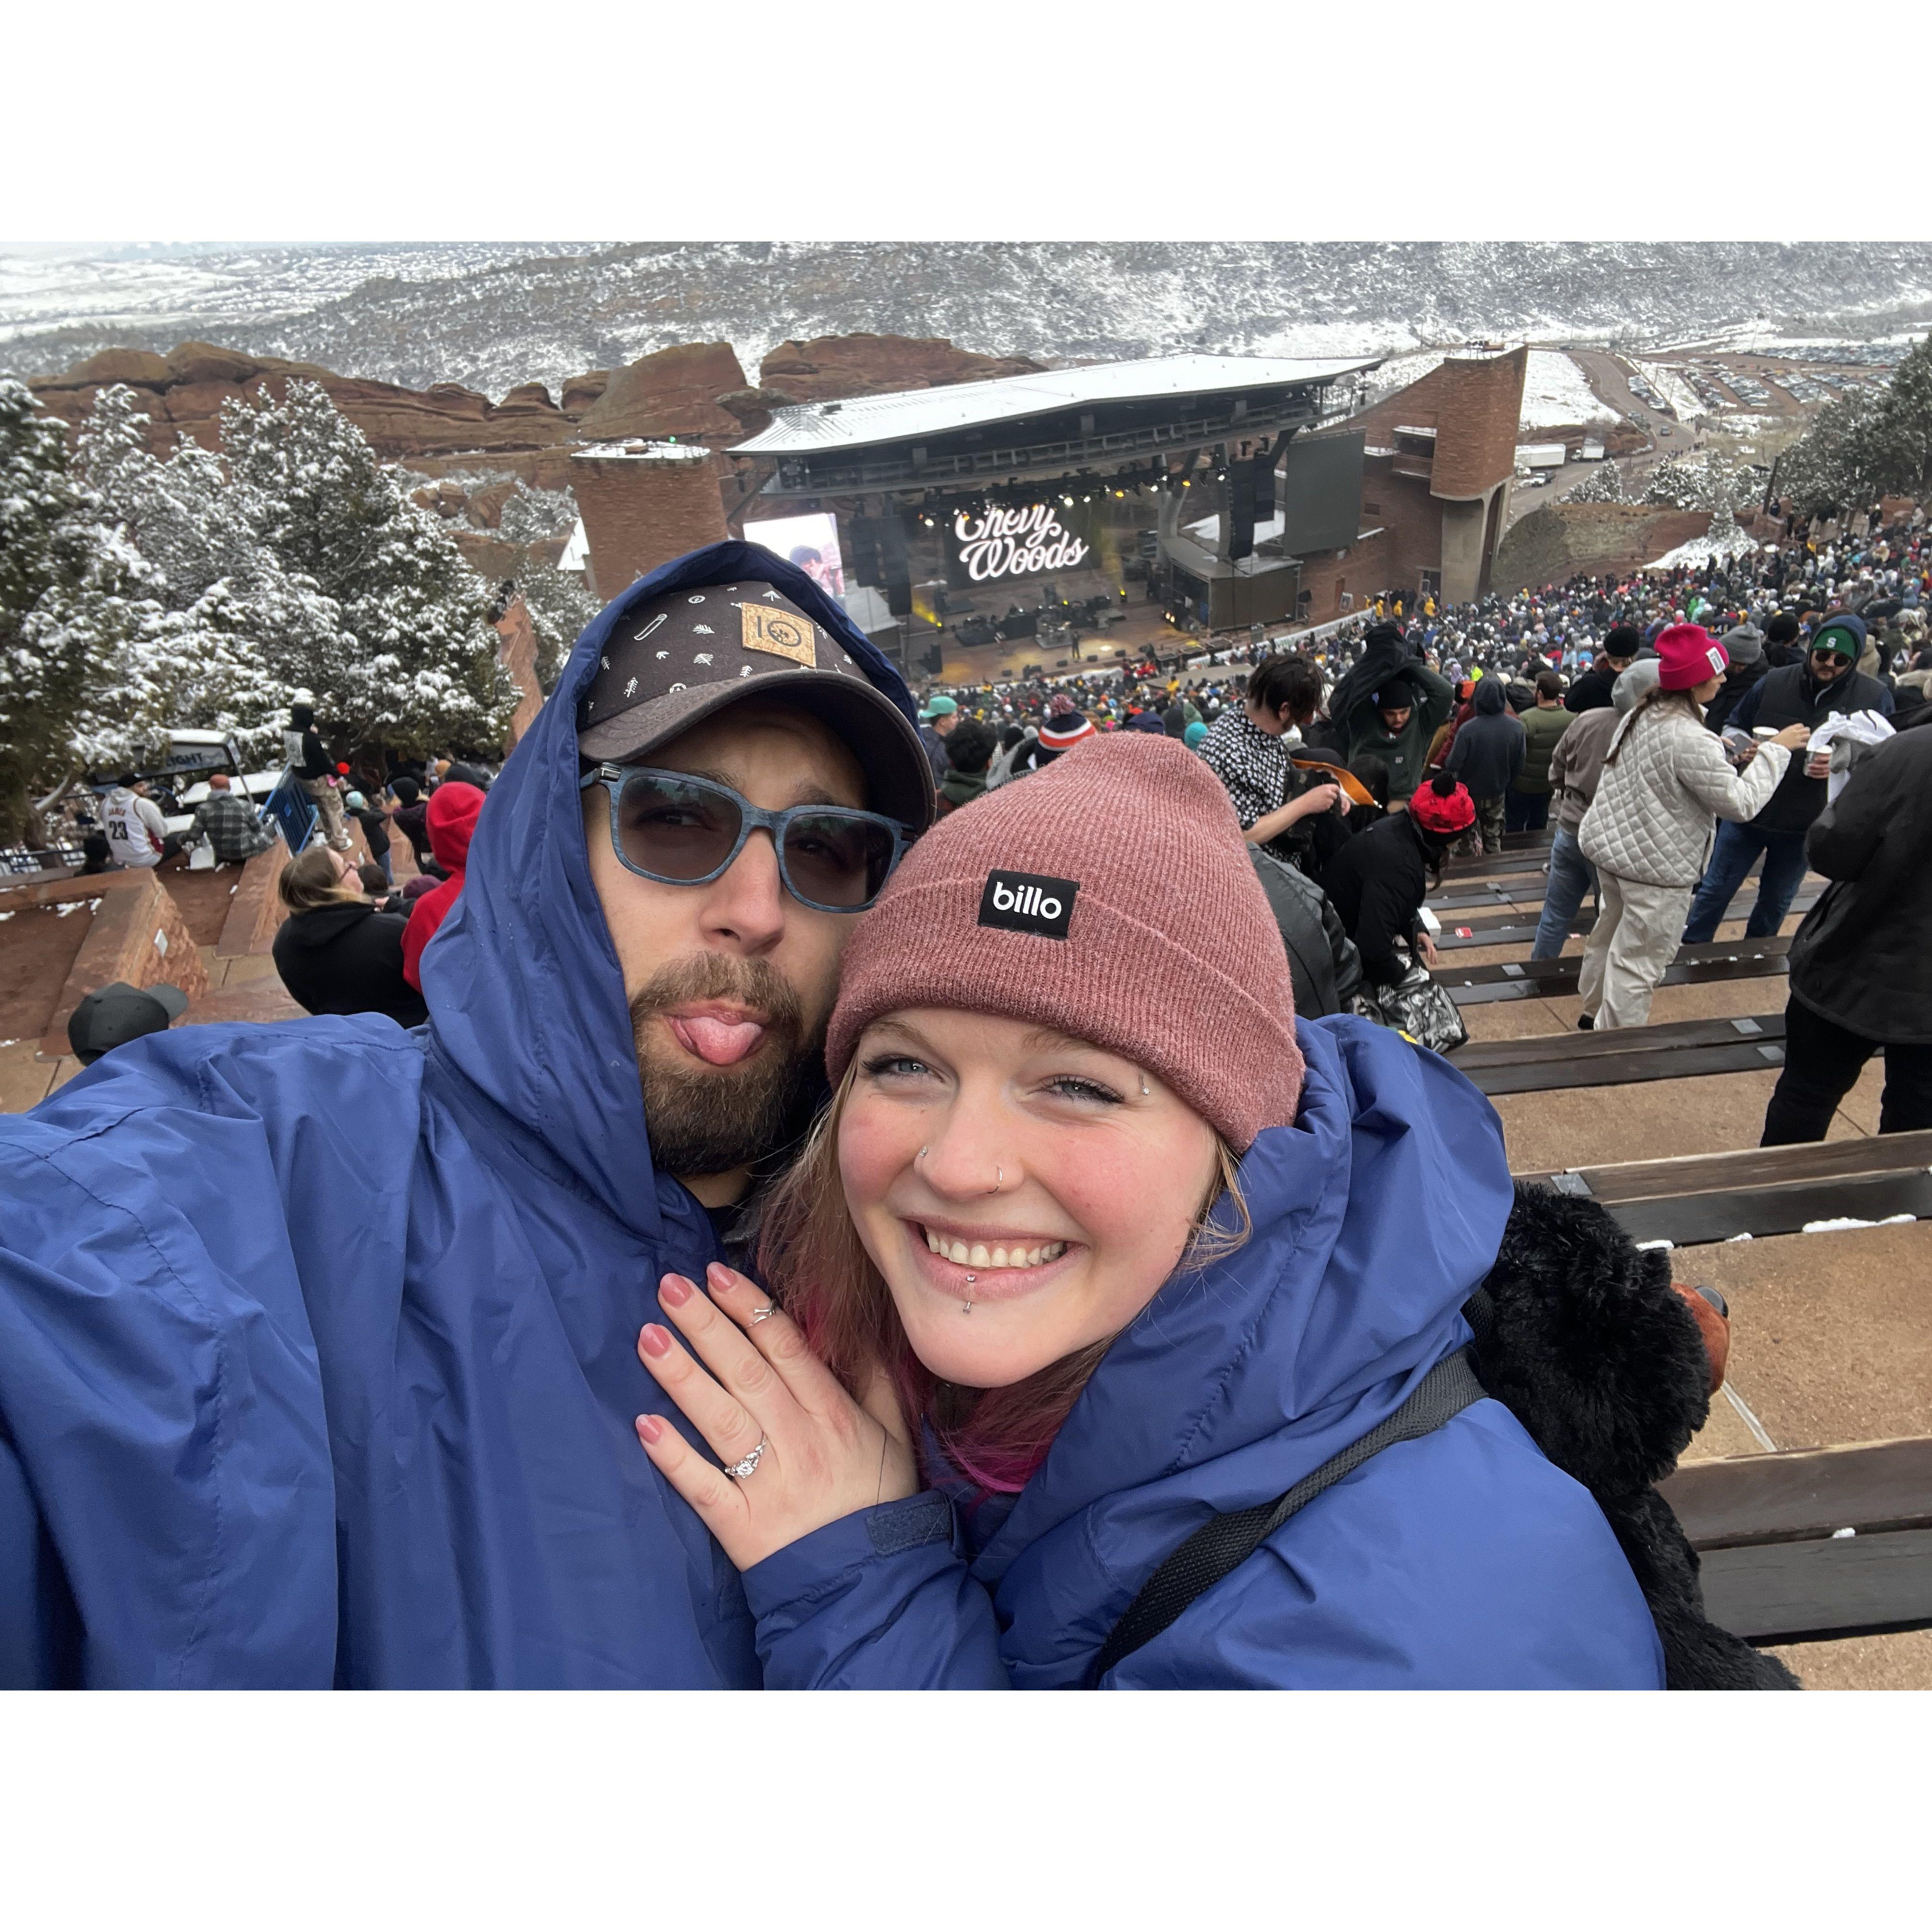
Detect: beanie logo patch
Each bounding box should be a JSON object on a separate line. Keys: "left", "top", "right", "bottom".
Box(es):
{"left": 979, "top": 869, "right": 1078, "bottom": 940}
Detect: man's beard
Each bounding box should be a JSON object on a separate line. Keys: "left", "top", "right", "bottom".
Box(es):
{"left": 629, "top": 954, "right": 824, "bottom": 1180}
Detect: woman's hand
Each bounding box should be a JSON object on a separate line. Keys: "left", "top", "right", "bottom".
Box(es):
{"left": 634, "top": 1262, "right": 919, "bottom": 1571}
{"left": 1287, "top": 781, "right": 1344, "bottom": 822}
{"left": 1771, "top": 723, "right": 1812, "bottom": 752}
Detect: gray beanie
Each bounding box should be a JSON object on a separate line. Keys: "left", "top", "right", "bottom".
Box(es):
{"left": 1721, "top": 624, "right": 1764, "bottom": 667}
{"left": 1613, "top": 658, "right": 1663, "bottom": 714}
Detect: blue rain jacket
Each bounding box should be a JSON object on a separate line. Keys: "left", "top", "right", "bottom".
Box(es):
{"left": 737, "top": 1018, "right": 1666, "bottom": 1689}
{"left": 0, "top": 541, "right": 923, "bottom": 1689}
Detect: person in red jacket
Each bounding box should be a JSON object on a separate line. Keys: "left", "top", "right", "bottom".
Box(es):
{"left": 401, "top": 782, "right": 485, "bottom": 989}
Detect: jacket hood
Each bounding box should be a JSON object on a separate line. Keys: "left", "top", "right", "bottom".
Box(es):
{"left": 425, "top": 781, "right": 484, "bottom": 872}
{"left": 970, "top": 1016, "right": 1514, "bottom": 1672}
{"left": 1474, "top": 677, "right": 1508, "bottom": 716}
{"left": 280, "top": 900, "right": 377, "bottom": 948}
{"left": 418, "top": 540, "right": 920, "bottom": 1232}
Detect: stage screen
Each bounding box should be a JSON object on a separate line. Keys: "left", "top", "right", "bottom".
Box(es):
{"left": 745, "top": 511, "right": 846, "bottom": 597}
{"left": 1278, "top": 432, "right": 1365, "bottom": 557}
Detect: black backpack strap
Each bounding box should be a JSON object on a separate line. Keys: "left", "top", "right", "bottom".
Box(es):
{"left": 1087, "top": 1347, "right": 1486, "bottom": 1685}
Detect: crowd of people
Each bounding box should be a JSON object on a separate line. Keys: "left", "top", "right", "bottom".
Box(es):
{"left": 907, "top": 511, "right": 1931, "bottom": 1125}
{"left": 1, "top": 512, "right": 1925, "bottom": 1691}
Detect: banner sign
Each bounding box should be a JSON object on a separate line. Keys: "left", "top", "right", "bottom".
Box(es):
{"left": 953, "top": 504, "right": 1090, "bottom": 583}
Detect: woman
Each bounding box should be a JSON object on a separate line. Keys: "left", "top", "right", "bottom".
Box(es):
{"left": 629, "top": 736, "right": 1669, "bottom": 1688}
{"left": 1319, "top": 771, "right": 1472, "bottom": 987}
{"left": 271, "top": 843, "right": 429, "bottom": 1029}
{"left": 1577, "top": 625, "right": 1808, "bottom": 1031}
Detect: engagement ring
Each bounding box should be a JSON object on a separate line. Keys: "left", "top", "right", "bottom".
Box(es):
{"left": 725, "top": 1437, "right": 768, "bottom": 1480}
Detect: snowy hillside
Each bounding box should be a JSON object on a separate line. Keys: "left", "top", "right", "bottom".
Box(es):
{"left": 4, "top": 241, "right": 1931, "bottom": 400}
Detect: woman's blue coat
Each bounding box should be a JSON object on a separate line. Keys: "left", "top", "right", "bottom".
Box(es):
{"left": 741, "top": 1019, "right": 1665, "bottom": 1689}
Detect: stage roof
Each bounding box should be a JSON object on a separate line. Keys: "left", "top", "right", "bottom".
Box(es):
{"left": 731, "top": 353, "right": 1383, "bottom": 456}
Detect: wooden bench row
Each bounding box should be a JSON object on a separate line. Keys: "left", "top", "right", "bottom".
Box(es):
{"left": 1434, "top": 887, "right": 1822, "bottom": 952}
{"left": 1514, "top": 1128, "right": 1932, "bottom": 1248}
{"left": 1660, "top": 1436, "right": 1932, "bottom": 1646}
{"left": 1457, "top": 1011, "right": 1791, "bottom": 1096}
{"left": 1441, "top": 935, "right": 1791, "bottom": 1006}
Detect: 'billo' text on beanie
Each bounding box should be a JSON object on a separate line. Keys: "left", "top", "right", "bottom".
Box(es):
{"left": 827, "top": 734, "right": 1304, "bottom": 1150}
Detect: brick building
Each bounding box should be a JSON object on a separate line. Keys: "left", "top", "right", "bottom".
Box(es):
{"left": 1287, "top": 346, "right": 1528, "bottom": 619}
{"left": 567, "top": 441, "right": 728, "bottom": 603}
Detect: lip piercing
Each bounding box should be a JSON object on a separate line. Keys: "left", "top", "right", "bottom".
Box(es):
{"left": 962, "top": 1272, "right": 975, "bottom": 1315}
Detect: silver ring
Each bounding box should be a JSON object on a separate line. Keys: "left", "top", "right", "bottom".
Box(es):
{"left": 725, "top": 1436, "right": 768, "bottom": 1480}
{"left": 748, "top": 1305, "right": 777, "bottom": 1325}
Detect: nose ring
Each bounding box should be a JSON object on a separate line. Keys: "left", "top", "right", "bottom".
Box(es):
{"left": 986, "top": 1165, "right": 1002, "bottom": 1194}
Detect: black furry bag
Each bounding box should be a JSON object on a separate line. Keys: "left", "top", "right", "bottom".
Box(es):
{"left": 1468, "top": 1184, "right": 1799, "bottom": 1690}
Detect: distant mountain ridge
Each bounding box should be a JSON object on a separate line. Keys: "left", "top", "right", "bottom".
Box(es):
{"left": 6, "top": 241, "right": 1932, "bottom": 400}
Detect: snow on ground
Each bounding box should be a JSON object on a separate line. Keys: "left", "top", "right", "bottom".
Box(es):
{"left": 1370, "top": 345, "right": 1618, "bottom": 431}
{"left": 1519, "top": 350, "right": 1618, "bottom": 428}
{"left": 1628, "top": 358, "right": 1706, "bottom": 420}
{"left": 1646, "top": 529, "right": 1759, "bottom": 571}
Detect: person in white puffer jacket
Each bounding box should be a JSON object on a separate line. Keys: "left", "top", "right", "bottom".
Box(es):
{"left": 1578, "top": 625, "right": 1810, "bottom": 1030}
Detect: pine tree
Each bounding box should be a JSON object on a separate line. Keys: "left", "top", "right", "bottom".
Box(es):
{"left": 71, "top": 385, "right": 335, "bottom": 770}
{"left": 1875, "top": 331, "right": 1932, "bottom": 497}
{"left": 1568, "top": 461, "right": 1627, "bottom": 504}
{"left": 221, "top": 380, "right": 517, "bottom": 751}
{"left": 0, "top": 380, "right": 141, "bottom": 840}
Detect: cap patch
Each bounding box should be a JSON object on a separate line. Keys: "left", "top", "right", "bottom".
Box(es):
{"left": 979, "top": 869, "right": 1078, "bottom": 940}
{"left": 1705, "top": 645, "right": 1725, "bottom": 676}
{"left": 737, "top": 602, "right": 816, "bottom": 667}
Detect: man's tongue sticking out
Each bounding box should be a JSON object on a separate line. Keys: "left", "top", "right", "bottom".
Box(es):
{"left": 669, "top": 1014, "right": 766, "bottom": 1066}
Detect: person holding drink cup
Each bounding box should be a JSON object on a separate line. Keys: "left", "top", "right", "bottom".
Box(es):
{"left": 1680, "top": 612, "right": 1894, "bottom": 945}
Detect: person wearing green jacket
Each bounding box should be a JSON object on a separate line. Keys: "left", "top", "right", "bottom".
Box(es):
{"left": 1341, "top": 658, "right": 1455, "bottom": 803}
{"left": 1507, "top": 671, "right": 1574, "bottom": 833}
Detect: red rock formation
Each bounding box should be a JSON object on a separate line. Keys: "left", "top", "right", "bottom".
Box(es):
{"left": 758, "top": 334, "right": 1045, "bottom": 402}
{"left": 27, "top": 344, "right": 581, "bottom": 460}
{"left": 572, "top": 342, "right": 750, "bottom": 444}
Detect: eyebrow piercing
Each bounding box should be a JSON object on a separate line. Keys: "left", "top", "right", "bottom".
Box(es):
{"left": 1140, "top": 1075, "right": 1150, "bottom": 1096}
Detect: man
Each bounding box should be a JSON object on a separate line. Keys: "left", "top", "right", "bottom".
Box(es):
{"left": 1761, "top": 708, "right": 1932, "bottom": 1143}
{"left": 1760, "top": 611, "right": 1804, "bottom": 668}
{"left": 1564, "top": 625, "right": 1639, "bottom": 713}
{"left": 388, "top": 774, "right": 437, "bottom": 874}
{"left": 1445, "top": 677, "right": 1525, "bottom": 854}
{"left": 101, "top": 773, "right": 184, "bottom": 869}
{"left": 1506, "top": 671, "right": 1571, "bottom": 835}
{"left": 918, "top": 693, "right": 958, "bottom": 781}
{"left": 1681, "top": 612, "right": 1893, "bottom": 944}
{"left": 1342, "top": 671, "right": 1455, "bottom": 805}
{"left": 935, "top": 717, "right": 996, "bottom": 816}
{"left": 0, "top": 543, "right": 935, "bottom": 1687}
{"left": 1196, "top": 653, "right": 1342, "bottom": 868}
{"left": 188, "top": 772, "right": 274, "bottom": 865}
{"left": 1701, "top": 624, "right": 1769, "bottom": 738}
{"left": 286, "top": 701, "right": 352, "bottom": 853}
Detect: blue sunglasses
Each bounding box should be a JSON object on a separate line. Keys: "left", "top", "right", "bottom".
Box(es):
{"left": 580, "top": 765, "right": 911, "bottom": 912}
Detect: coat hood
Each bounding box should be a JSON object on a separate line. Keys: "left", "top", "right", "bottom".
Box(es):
{"left": 969, "top": 1015, "right": 1515, "bottom": 1679}
{"left": 425, "top": 782, "right": 484, "bottom": 873}
{"left": 417, "top": 541, "right": 920, "bottom": 1231}
{"left": 280, "top": 900, "right": 379, "bottom": 950}
{"left": 1474, "top": 676, "right": 1508, "bottom": 716}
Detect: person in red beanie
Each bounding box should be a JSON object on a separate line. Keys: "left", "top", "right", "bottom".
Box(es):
{"left": 1577, "top": 626, "right": 1811, "bottom": 1030}
{"left": 401, "top": 781, "right": 485, "bottom": 990}
{"left": 625, "top": 732, "right": 1669, "bottom": 1690}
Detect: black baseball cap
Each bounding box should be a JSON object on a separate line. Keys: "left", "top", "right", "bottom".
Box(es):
{"left": 67, "top": 980, "right": 188, "bottom": 1065}
{"left": 577, "top": 577, "right": 934, "bottom": 829}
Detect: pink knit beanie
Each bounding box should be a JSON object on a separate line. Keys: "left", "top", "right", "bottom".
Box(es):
{"left": 1655, "top": 622, "right": 1729, "bottom": 692}
{"left": 826, "top": 734, "right": 1305, "bottom": 1149}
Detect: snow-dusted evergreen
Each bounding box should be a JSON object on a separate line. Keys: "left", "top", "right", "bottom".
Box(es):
{"left": 1781, "top": 331, "right": 1932, "bottom": 513}
{"left": 69, "top": 385, "right": 331, "bottom": 771}
{"left": 220, "top": 380, "right": 517, "bottom": 748}
{"left": 0, "top": 376, "right": 518, "bottom": 840}
{"left": 497, "top": 481, "right": 597, "bottom": 690}
{"left": 0, "top": 379, "right": 136, "bottom": 838}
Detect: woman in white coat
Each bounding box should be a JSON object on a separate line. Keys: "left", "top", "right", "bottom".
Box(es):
{"left": 1577, "top": 625, "right": 1810, "bottom": 1030}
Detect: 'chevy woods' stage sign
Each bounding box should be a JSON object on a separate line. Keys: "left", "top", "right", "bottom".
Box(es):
{"left": 953, "top": 504, "right": 1090, "bottom": 582}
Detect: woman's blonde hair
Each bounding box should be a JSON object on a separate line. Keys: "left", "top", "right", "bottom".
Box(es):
{"left": 277, "top": 843, "right": 363, "bottom": 914}
{"left": 759, "top": 1059, "right": 1249, "bottom": 1494}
